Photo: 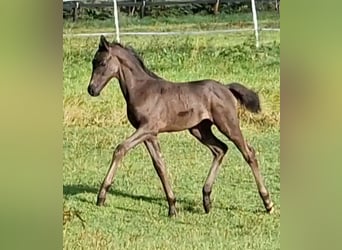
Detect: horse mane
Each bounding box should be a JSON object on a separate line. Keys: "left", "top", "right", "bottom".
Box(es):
{"left": 111, "top": 42, "right": 163, "bottom": 80}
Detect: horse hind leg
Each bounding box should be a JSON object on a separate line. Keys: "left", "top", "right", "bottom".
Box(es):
{"left": 189, "top": 120, "right": 228, "bottom": 213}
{"left": 214, "top": 115, "right": 274, "bottom": 214}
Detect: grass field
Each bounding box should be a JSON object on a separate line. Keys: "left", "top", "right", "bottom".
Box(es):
{"left": 63, "top": 12, "right": 280, "bottom": 249}
{"left": 63, "top": 11, "right": 280, "bottom": 33}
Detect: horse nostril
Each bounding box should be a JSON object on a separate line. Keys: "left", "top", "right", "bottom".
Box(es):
{"left": 88, "top": 85, "right": 94, "bottom": 96}
{"left": 88, "top": 85, "right": 100, "bottom": 97}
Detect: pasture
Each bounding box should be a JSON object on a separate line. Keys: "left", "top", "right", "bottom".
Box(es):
{"left": 63, "top": 12, "right": 280, "bottom": 249}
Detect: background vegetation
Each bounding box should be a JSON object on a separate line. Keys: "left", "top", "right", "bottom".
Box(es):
{"left": 63, "top": 0, "right": 279, "bottom": 20}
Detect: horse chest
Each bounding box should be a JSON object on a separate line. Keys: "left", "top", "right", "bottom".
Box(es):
{"left": 126, "top": 104, "right": 146, "bottom": 128}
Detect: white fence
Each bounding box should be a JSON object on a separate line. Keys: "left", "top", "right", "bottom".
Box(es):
{"left": 63, "top": 0, "right": 280, "bottom": 47}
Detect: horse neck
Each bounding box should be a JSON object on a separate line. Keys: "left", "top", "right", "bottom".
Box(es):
{"left": 116, "top": 57, "right": 151, "bottom": 103}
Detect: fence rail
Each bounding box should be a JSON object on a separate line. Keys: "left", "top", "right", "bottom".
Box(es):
{"left": 63, "top": 28, "right": 280, "bottom": 38}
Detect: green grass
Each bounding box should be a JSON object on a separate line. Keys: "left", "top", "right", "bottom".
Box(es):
{"left": 63, "top": 13, "right": 280, "bottom": 249}
{"left": 63, "top": 11, "right": 280, "bottom": 33}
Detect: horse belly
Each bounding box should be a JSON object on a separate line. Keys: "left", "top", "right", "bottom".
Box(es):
{"left": 159, "top": 107, "right": 211, "bottom": 132}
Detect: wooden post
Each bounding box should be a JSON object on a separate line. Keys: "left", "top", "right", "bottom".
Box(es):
{"left": 213, "top": 0, "right": 220, "bottom": 15}
{"left": 113, "top": 0, "right": 120, "bottom": 42}
{"left": 72, "top": 8, "right": 76, "bottom": 22}
{"left": 276, "top": 0, "right": 280, "bottom": 14}
{"left": 131, "top": 0, "right": 137, "bottom": 16}
{"left": 72, "top": 1, "right": 79, "bottom": 22}
{"left": 140, "top": 0, "right": 146, "bottom": 19}
{"left": 250, "top": 0, "right": 259, "bottom": 48}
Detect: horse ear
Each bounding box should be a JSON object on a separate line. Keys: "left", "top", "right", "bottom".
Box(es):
{"left": 99, "top": 35, "right": 109, "bottom": 51}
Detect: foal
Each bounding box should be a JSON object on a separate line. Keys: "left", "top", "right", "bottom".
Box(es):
{"left": 87, "top": 35, "right": 274, "bottom": 216}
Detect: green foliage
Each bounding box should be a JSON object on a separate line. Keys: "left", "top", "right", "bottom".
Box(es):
{"left": 63, "top": 14, "right": 280, "bottom": 249}
{"left": 64, "top": 1, "right": 279, "bottom": 20}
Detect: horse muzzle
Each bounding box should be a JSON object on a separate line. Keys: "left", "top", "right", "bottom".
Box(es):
{"left": 87, "top": 84, "right": 100, "bottom": 97}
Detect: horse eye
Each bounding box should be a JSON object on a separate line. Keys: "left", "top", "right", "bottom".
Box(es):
{"left": 100, "top": 62, "right": 106, "bottom": 67}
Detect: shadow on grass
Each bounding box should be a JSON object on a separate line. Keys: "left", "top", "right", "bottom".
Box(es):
{"left": 215, "top": 203, "right": 272, "bottom": 214}
{"left": 63, "top": 184, "right": 201, "bottom": 214}
{"left": 63, "top": 184, "right": 272, "bottom": 215}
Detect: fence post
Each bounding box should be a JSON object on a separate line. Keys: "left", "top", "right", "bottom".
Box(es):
{"left": 250, "top": 0, "right": 259, "bottom": 48}
{"left": 140, "top": 0, "right": 146, "bottom": 19}
{"left": 213, "top": 0, "right": 220, "bottom": 15}
{"left": 113, "top": 0, "right": 120, "bottom": 42}
{"left": 72, "top": 2, "right": 78, "bottom": 22}
{"left": 276, "top": 0, "right": 280, "bottom": 14}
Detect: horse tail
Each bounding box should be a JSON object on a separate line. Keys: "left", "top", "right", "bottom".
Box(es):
{"left": 226, "top": 82, "right": 261, "bottom": 113}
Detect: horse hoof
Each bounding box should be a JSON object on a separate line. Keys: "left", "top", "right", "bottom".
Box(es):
{"left": 266, "top": 202, "right": 274, "bottom": 214}
{"left": 204, "top": 206, "right": 211, "bottom": 214}
{"left": 168, "top": 207, "right": 177, "bottom": 217}
{"left": 267, "top": 206, "right": 275, "bottom": 214}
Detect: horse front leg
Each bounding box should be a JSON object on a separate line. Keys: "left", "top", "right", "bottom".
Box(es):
{"left": 96, "top": 128, "right": 154, "bottom": 206}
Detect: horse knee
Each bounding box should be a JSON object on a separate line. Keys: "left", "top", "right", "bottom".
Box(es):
{"left": 246, "top": 144, "right": 257, "bottom": 163}
{"left": 247, "top": 144, "right": 256, "bottom": 155}
{"left": 114, "top": 144, "right": 126, "bottom": 159}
